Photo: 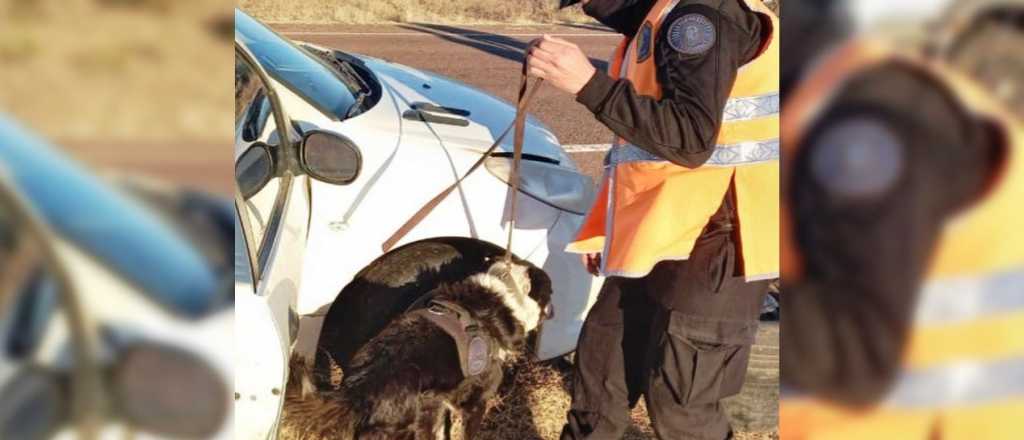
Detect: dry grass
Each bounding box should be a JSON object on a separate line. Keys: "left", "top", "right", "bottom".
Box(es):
{"left": 241, "top": 0, "right": 780, "bottom": 25}
{"left": 281, "top": 355, "right": 778, "bottom": 440}
{"left": 0, "top": 0, "right": 232, "bottom": 142}
{"left": 238, "top": 0, "right": 592, "bottom": 24}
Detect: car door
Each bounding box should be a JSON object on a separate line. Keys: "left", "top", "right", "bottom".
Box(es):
{"left": 234, "top": 42, "right": 310, "bottom": 440}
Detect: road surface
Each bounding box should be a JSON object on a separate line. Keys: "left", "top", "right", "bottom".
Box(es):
{"left": 61, "top": 140, "right": 232, "bottom": 195}
{"left": 273, "top": 23, "right": 620, "bottom": 179}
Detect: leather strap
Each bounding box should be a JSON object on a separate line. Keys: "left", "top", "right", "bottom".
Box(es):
{"left": 408, "top": 299, "right": 490, "bottom": 377}
{"left": 382, "top": 43, "right": 544, "bottom": 256}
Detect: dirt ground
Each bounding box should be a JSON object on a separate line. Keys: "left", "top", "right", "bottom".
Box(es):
{"left": 0, "top": 0, "right": 233, "bottom": 192}
{"left": 239, "top": 0, "right": 591, "bottom": 24}
{"left": 946, "top": 4, "right": 1024, "bottom": 117}
{"left": 0, "top": 0, "right": 232, "bottom": 143}
{"left": 280, "top": 322, "right": 778, "bottom": 440}
{"left": 241, "top": 0, "right": 778, "bottom": 24}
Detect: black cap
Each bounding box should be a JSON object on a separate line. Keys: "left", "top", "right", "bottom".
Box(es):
{"left": 559, "top": 0, "right": 582, "bottom": 8}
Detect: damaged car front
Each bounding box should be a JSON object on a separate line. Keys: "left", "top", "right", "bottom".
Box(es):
{"left": 234, "top": 8, "right": 603, "bottom": 438}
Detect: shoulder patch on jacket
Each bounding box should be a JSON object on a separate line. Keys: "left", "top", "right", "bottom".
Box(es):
{"left": 667, "top": 13, "right": 716, "bottom": 55}
{"left": 810, "top": 117, "right": 905, "bottom": 200}
{"left": 637, "top": 21, "right": 653, "bottom": 62}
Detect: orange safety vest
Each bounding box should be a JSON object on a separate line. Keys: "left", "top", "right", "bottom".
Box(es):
{"left": 566, "top": 0, "right": 780, "bottom": 280}
{"left": 780, "top": 39, "right": 1024, "bottom": 440}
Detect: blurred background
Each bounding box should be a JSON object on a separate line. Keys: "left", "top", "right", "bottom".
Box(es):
{"left": 0, "top": 0, "right": 233, "bottom": 192}
{"left": 1, "top": 0, "right": 234, "bottom": 438}
{"left": 781, "top": 0, "right": 1024, "bottom": 439}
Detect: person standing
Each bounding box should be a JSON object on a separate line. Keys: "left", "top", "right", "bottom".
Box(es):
{"left": 528, "top": 0, "right": 780, "bottom": 438}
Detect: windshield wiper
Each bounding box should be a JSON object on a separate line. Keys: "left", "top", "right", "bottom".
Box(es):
{"left": 346, "top": 91, "right": 368, "bottom": 118}
{"left": 335, "top": 59, "right": 372, "bottom": 118}
{"left": 307, "top": 46, "right": 372, "bottom": 118}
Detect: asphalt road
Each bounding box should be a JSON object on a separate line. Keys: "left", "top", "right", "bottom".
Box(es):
{"left": 60, "top": 25, "right": 617, "bottom": 193}
{"left": 62, "top": 140, "right": 233, "bottom": 195}
{"left": 274, "top": 23, "right": 619, "bottom": 180}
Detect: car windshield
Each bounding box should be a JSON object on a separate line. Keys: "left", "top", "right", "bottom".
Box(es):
{"left": 0, "top": 116, "right": 218, "bottom": 318}
{"left": 235, "top": 9, "right": 368, "bottom": 121}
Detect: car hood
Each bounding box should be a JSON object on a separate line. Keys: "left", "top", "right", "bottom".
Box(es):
{"left": 356, "top": 55, "right": 576, "bottom": 168}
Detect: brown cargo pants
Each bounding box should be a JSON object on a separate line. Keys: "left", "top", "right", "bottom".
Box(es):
{"left": 561, "top": 227, "right": 768, "bottom": 440}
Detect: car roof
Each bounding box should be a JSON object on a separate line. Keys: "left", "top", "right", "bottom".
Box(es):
{"left": 0, "top": 116, "right": 218, "bottom": 317}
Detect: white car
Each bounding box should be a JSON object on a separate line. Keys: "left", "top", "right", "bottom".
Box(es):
{"left": 0, "top": 116, "right": 234, "bottom": 439}
{"left": 234, "top": 8, "right": 602, "bottom": 438}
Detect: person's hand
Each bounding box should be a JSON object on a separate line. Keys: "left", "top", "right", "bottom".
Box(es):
{"left": 527, "top": 35, "right": 597, "bottom": 95}
{"left": 582, "top": 253, "right": 602, "bottom": 276}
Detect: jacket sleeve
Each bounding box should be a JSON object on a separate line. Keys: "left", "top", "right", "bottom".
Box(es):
{"left": 576, "top": 2, "right": 764, "bottom": 168}
{"left": 585, "top": 0, "right": 656, "bottom": 37}
{"left": 779, "top": 64, "right": 999, "bottom": 405}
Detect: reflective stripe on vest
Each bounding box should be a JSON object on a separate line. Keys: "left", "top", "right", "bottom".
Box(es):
{"left": 915, "top": 268, "right": 1024, "bottom": 326}
{"left": 724, "top": 92, "right": 781, "bottom": 122}
{"left": 782, "top": 358, "right": 1024, "bottom": 410}
{"left": 780, "top": 271, "right": 1024, "bottom": 440}
{"left": 607, "top": 139, "right": 780, "bottom": 167}
{"left": 568, "top": 0, "right": 780, "bottom": 281}
{"left": 894, "top": 266, "right": 1024, "bottom": 407}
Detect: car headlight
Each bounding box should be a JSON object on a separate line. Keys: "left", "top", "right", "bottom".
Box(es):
{"left": 485, "top": 157, "right": 595, "bottom": 215}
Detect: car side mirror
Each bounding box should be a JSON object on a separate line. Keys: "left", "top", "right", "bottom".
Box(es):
{"left": 112, "top": 343, "right": 229, "bottom": 438}
{"left": 235, "top": 143, "right": 274, "bottom": 200}
{"left": 300, "top": 130, "right": 362, "bottom": 185}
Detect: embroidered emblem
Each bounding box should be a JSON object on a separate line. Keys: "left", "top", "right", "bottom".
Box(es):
{"left": 637, "top": 21, "right": 653, "bottom": 62}
{"left": 810, "top": 117, "right": 905, "bottom": 200}
{"left": 467, "top": 336, "right": 489, "bottom": 375}
{"left": 668, "top": 13, "right": 716, "bottom": 55}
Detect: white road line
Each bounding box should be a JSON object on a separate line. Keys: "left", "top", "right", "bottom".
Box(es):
{"left": 281, "top": 31, "right": 619, "bottom": 37}
{"left": 563, "top": 144, "right": 611, "bottom": 153}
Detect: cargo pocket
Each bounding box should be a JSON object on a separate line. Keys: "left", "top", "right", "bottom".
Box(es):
{"left": 656, "top": 312, "right": 755, "bottom": 406}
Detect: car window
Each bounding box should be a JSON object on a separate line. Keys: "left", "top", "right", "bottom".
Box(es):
{"left": 235, "top": 65, "right": 271, "bottom": 143}
{"left": 235, "top": 9, "right": 362, "bottom": 121}
{"left": 235, "top": 48, "right": 289, "bottom": 284}
{"left": 234, "top": 214, "right": 253, "bottom": 287}
{"left": 0, "top": 189, "right": 59, "bottom": 359}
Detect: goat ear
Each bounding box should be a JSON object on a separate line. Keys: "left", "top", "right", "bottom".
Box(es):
{"left": 526, "top": 266, "right": 553, "bottom": 298}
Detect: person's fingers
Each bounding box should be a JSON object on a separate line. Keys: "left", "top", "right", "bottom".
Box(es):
{"left": 528, "top": 54, "right": 558, "bottom": 73}
{"left": 535, "top": 41, "right": 567, "bottom": 62}
{"left": 528, "top": 66, "right": 547, "bottom": 78}
{"left": 582, "top": 253, "right": 601, "bottom": 275}
{"left": 530, "top": 43, "right": 560, "bottom": 60}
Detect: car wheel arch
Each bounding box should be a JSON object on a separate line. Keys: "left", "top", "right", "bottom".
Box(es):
{"left": 309, "top": 236, "right": 512, "bottom": 388}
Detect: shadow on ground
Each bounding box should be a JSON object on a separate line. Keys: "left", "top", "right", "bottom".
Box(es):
{"left": 557, "top": 22, "right": 615, "bottom": 33}
{"left": 280, "top": 322, "right": 778, "bottom": 439}
{"left": 396, "top": 22, "right": 609, "bottom": 72}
